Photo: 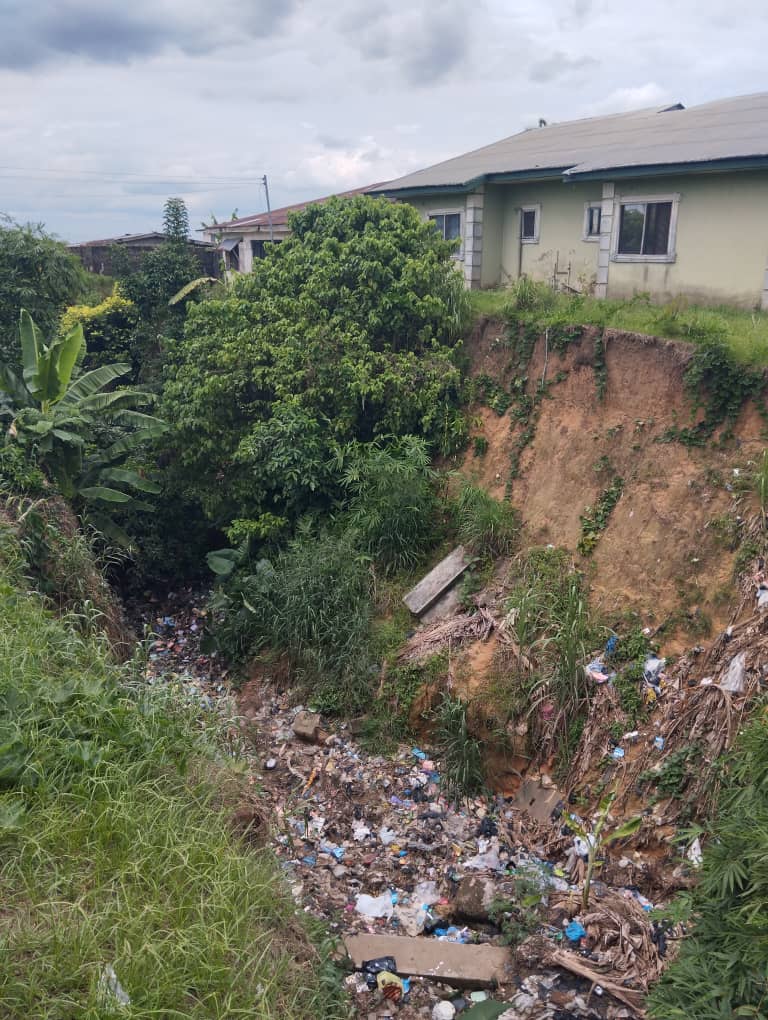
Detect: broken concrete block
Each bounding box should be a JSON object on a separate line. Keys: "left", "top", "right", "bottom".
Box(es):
{"left": 344, "top": 934, "right": 513, "bottom": 988}
{"left": 403, "top": 546, "right": 472, "bottom": 617}
{"left": 511, "top": 776, "right": 563, "bottom": 824}
{"left": 453, "top": 875, "right": 498, "bottom": 923}
{"left": 292, "top": 710, "right": 322, "bottom": 742}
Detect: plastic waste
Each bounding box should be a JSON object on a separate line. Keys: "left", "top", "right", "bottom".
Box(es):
{"left": 720, "top": 651, "right": 746, "bottom": 694}
{"left": 757, "top": 584, "right": 768, "bottom": 610}
{"left": 98, "top": 964, "right": 130, "bottom": 1009}
{"left": 611, "top": 746, "right": 625, "bottom": 760}
{"left": 376, "top": 970, "right": 405, "bottom": 1002}
{"left": 378, "top": 825, "right": 397, "bottom": 846}
{"left": 355, "top": 892, "right": 395, "bottom": 918}
{"left": 653, "top": 736, "right": 665, "bottom": 751}
{"left": 395, "top": 902, "right": 430, "bottom": 936}
{"left": 433, "top": 1001, "right": 457, "bottom": 1020}
{"left": 412, "top": 748, "right": 427, "bottom": 760}
{"left": 362, "top": 955, "right": 397, "bottom": 985}
{"left": 687, "top": 836, "right": 703, "bottom": 867}
{"left": 643, "top": 655, "right": 666, "bottom": 683}
{"left": 565, "top": 920, "right": 587, "bottom": 943}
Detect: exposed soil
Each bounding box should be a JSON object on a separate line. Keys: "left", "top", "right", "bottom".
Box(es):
{"left": 456, "top": 317, "right": 765, "bottom": 639}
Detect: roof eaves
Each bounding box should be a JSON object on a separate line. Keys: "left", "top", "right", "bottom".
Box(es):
{"left": 565, "top": 154, "right": 768, "bottom": 181}
{"left": 369, "top": 176, "right": 486, "bottom": 197}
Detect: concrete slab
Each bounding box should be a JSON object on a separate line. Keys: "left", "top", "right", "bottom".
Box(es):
{"left": 344, "top": 934, "right": 513, "bottom": 988}
{"left": 420, "top": 585, "right": 463, "bottom": 625}
{"left": 403, "top": 546, "right": 472, "bottom": 617}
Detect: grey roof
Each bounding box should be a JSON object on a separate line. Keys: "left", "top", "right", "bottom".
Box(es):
{"left": 373, "top": 93, "right": 768, "bottom": 193}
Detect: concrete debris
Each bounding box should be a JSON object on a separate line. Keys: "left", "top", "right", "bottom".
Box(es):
{"left": 344, "top": 934, "right": 513, "bottom": 987}
{"left": 292, "top": 709, "right": 324, "bottom": 742}
{"left": 403, "top": 546, "right": 473, "bottom": 618}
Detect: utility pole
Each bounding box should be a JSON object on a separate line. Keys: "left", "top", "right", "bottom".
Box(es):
{"left": 262, "top": 174, "right": 274, "bottom": 244}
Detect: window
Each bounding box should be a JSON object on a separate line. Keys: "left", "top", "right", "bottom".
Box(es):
{"left": 520, "top": 205, "right": 540, "bottom": 243}
{"left": 429, "top": 212, "right": 462, "bottom": 242}
{"left": 613, "top": 196, "right": 679, "bottom": 261}
{"left": 583, "top": 204, "right": 602, "bottom": 240}
{"left": 251, "top": 239, "right": 281, "bottom": 259}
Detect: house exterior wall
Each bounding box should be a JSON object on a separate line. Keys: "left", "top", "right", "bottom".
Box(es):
{"left": 604, "top": 171, "right": 768, "bottom": 308}
{"left": 497, "top": 181, "right": 602, "bottom": 290}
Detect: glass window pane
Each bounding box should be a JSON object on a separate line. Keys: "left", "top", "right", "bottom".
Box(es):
{"left": 618, "top": 204, "right": 645, "bottom": 254}
{"left": 521, "top": 209, "right": 537, "bottom": 239}
{"left": 588, "top": 206, "right": 601, "bottom": 235}
{"left": 429, "top": 214, "right": 445, "bottom": 236}
{"left": 444, "top": 213, "right": 461, "bottom": 240}
{"left": 642, "top": 202, "right": 672, "bottom": 255}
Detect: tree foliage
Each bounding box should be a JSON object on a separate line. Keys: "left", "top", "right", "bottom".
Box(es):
{"left": 61, "top": 290, "right": 140, "bottom": 372}
{"left": 162, "top": 194, "right": 470, "bottom": 533}
{"left": 0, "top": 216, "right": 86, "bottom": 365}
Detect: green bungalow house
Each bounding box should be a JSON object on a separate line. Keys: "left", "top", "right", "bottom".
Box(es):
{"left": 371, "top": 93, "right": 768, "bottom": 309}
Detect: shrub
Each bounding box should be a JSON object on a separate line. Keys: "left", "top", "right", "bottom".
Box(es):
{"left": 648, "top": 710, "right": 768, "bottom": 1018}
{"left": 0, "top": 216, "right": 86, "bottom": 366}
{"left": 212, "top": 525, "right": 374, "bottom": 714}
{"left": 161, "top": 195, "right": 469, "bottom": 535}
{"left": 61, "top": 291, "right": 140, "bottom": 373}
{"left": 342, "top": 435, "right": 440, "bottom": 575}
{"left": 433, "top": 693, "right": 486, "bottom": 802}
{"left": 456, "top": 482, "right": 519, "bottom": 558}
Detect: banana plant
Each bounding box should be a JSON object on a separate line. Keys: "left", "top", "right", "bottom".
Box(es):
{"left": 566, "top": 792, "right": 643, "bottom": 911}
{"left": 0, "top": 310, "right": 167, "bottom": 538}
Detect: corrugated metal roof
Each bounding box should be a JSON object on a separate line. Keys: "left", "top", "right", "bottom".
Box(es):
{"left": 374, "top": 93, "right": 768, "bottom": 193}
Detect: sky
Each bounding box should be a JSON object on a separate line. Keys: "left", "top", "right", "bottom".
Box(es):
{"left": 1, "top": 0, "right": 767, "bottom": 243}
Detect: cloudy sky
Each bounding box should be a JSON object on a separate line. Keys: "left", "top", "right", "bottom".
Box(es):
{"left": 1, "top": 0, "right": 766, "bottom": 242}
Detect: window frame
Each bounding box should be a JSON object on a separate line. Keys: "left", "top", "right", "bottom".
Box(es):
{"left": 427, "top": 208, "right": 464, "bottom": 258}
{"left": 520, "top": 204, "right": 540, "bottom": 244}
{"left": 582, "top": 202, "right": 602, "bottom": 242}
{"left": 611, "top": 193, "right": 680, "bottom": 263}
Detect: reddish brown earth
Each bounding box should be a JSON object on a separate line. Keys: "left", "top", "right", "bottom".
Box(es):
{"left": 452, "top": 317, "right": 765, "bottom": 638}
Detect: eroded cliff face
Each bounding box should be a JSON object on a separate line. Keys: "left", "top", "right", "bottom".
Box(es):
{"left": 455, "top": 317, "right": 764, "bottom": 640}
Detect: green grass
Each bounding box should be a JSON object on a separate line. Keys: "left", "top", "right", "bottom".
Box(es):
{"left": 0, "top": 532, "right": 347, "bottom": 1019}
{"left": 469, "top": 285, "right": 768, "bottom": 365}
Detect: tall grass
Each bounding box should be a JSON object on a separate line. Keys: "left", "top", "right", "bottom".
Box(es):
{"left": 433, "top": 693, "right": 486, "bottom": 803}
{"left": 455, "top": 482, "right": 519, "bottom": 559}
{"left": 469, "top": 284, "right": 768, "bottom": 366}
{"left": 0, "top": 529, "right": 347, "bottom": 1019}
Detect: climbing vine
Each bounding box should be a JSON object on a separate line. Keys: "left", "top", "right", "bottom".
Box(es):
{"left": 661, "top": 337, "right": 765, "bottom": 446}
{"left": 577, "top": 476, "right": 625, "bottom": 555}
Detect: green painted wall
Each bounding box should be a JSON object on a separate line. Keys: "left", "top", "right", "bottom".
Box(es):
{"left": 605, "top": 171, "right": 768, "bottom": 307}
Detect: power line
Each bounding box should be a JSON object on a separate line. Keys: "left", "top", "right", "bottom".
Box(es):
{"left": 0, "top": 164, "right": 265, "bottom": 185}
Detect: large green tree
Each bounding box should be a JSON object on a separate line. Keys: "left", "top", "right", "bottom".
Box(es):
{"left": 0, "top": 216, "right": 86, "bottom": 365}
{"left": 161, "top": 194, "right": 469, "bottom": 537}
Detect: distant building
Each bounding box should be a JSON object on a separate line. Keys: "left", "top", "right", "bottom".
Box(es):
{"left": 69, "top": 232, "right": 220, "bottom": 277}
{"left": 201, "top": 184, "right": 383, "bottom": 273}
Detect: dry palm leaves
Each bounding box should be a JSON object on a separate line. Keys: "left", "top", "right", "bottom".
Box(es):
{"left": 398, "top": 608, "right": 496, "bottom": 663}
{"left": 525, "top": 891, "right": 668, "bottom": 1015}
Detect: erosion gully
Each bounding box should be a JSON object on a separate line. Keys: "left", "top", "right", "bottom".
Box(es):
{"left": 129, "top": 587, "right": 668, "bottom": 1020}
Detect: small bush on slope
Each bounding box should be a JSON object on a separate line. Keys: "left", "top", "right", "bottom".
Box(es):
{"left": 0, "top": 531, "right": 347, "bottom": 1019}
{"left": 648, "top": 707, "right": 768, "bottom": 1019}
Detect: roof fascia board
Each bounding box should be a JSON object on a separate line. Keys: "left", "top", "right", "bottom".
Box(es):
{"left": 486, "top": 167, "right": 570, "bottom": 184}
{"left": 370, "top": 178, "right": 483, "bottom": 198}
{"left": 566, "top": 156, "right": 768, "bottom": 181}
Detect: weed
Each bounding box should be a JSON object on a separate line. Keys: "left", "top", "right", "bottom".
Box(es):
{"left": 433, "top": 693, "right": 485, "bottom": 803}
{"left": 489, "top": 866, "right": 548, "bottom": 945}
{"left": 455, "top": 482, "right": 519, "bottom": 559}
{"left": 577, "top": 477, "right": 624, "bottom": 556}
{"left": 473, "top": 435, "right": 489, "bottom": 457}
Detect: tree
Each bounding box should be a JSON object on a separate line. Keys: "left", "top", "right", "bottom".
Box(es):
{"left": 161, "top": 194, "right": 470, "bottom": 535}
{"left": 112, "top": 198, "right": 202, "bottom": 381}
{"left": 0, "top": 216, "right": 86, "bottom": 366}
{"left": 0, "top": 310, "right": 166, "bottom": 540}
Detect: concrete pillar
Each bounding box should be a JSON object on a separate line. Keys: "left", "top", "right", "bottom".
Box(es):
{"left": 595, "top": 182, "right": 615, "bottom": 300}
{"left": 463, "top": 188, "right": 484, "bottom": 289}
